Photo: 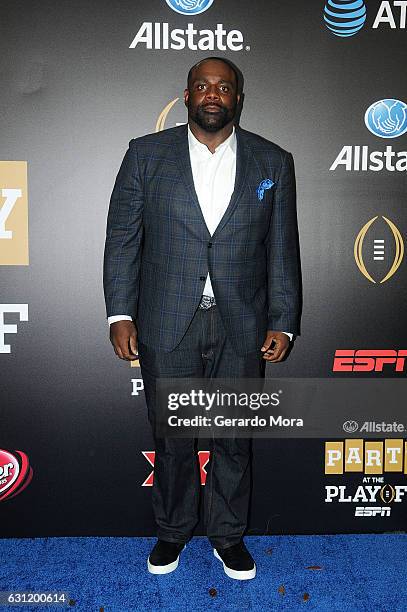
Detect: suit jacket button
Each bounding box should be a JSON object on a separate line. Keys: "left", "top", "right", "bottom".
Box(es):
{"left": 208, "top": 242, "right": 212, "bottom": 248}
{"left": 200, "top": 276, "right": 206, "bottom": 281}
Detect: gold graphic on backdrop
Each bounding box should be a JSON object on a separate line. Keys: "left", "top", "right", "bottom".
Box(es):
{"left": 354, "top": 215, "right": 404, "bottom": 283}
{"left": 380, "top": 484, "right": 396, "bottom": 505}
{"left": 365, "top": 441, "right": 383, "bottom": 475}
{"left": 0, "top": 162, "right": 29, "bottom": 265}
{"left": 385, "top": 439, "right": 403, "bottom": 472}
{"left": 155, "top": 98, "right": 179, "bottom": 132}
{"left": 325, "top": 439, "right": 407, "bottom": 474}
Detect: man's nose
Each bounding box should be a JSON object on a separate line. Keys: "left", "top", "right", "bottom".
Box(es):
{"left": 205, "top": 85, "right": 220, "bottom": 100}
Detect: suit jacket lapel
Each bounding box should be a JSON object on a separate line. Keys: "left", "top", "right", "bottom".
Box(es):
{"left": 174, "top": 124, "right": 211, "bottom": 238}
{"left": 211, "top": 125, "right": 250, "bottom": 240}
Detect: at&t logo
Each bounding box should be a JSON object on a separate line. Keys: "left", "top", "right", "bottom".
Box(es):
{"left": 129, "top": 0, "right": 245, "bottom": 51}
{"left": 165, "top": 0, "right": 214, "bottom": 15}
{"left": 323, "top": 0, "right": 367, "bottom": 37}
{"left": 324, "top": 1, "right": 407, "bottom": 36}
{"left": 373, "top": 1, "right": 407, "bottom": 28}
{"left": 365, "top": 99, "right": 407, "bottom": 139}
{"left": 330, "top": 101, "right": 407, "bottom": 172}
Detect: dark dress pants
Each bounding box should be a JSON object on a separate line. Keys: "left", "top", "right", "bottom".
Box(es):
{"left": 138, "top": 304, "right": 266, "bottom": 550}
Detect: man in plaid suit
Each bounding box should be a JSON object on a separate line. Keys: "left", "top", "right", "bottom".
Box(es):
{"left": 103, "top": 57, "right": 301, "bottom": 580}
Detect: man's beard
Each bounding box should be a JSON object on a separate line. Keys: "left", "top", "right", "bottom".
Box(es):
{"left": 188, "top": 101, "right": 236, "bottom": 132}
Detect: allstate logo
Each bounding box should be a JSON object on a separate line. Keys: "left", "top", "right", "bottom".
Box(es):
{"left": 165, "top": 0, "right": 214, "bottom": 15}
{"left": 323, "top": 0, "right": 366, "bottom": 37}
{"left": 365, "top": 99, "right": 407, "bottom": 138}
{"left": 343, "top": 420, "right": 359, "bottom": 433}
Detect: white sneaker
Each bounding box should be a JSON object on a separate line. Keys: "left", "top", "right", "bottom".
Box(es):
{"left": 147, "top": 540, "right": 186, "bottom": 575}
{"left": 214, "top": 541, "right": 256, "bottom": 580}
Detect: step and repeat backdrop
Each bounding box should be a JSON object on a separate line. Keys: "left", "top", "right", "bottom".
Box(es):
{"left": 1, "top": 0, "right": 407, "bottom": 536}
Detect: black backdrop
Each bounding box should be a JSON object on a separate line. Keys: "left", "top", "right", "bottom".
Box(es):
{"left": 1, "top": 0, "right": 406, "bottom": 536}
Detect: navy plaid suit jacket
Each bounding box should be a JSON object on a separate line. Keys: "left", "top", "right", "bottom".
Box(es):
{"left": 103, "top": 123, "right": 301, "bottom": 356}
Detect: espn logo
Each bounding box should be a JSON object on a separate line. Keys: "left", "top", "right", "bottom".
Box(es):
{"left": 325, "top": 439, "right": 407, "bottom": 474}
{"left": 333, "top": 350, "right": 407, "bottom": 372}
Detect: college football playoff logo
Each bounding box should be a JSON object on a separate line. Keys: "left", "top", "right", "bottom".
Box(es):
{"left": 354, "top": 216, "right": 404, "bottom": 283}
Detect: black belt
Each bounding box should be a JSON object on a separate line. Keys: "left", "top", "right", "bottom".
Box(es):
{"left": 198, "top": 295, "right": 216, "bottom": 309}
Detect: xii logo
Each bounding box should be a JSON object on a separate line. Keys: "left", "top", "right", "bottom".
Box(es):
{"left": 0, "top": 161, "right": 29, "bottom": 265}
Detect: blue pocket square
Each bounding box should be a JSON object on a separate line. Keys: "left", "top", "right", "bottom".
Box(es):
{"left": 256, "top": 179, "right": 274, "bottom": 201}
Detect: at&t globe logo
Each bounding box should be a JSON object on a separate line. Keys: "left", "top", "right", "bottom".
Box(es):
{"left": 165, "top": 0, "right": 214, "bottom": 15}
{"left": 365, "top": 99, "right": 407, "bottom": 139}
{"left": 323, "top": 0, "right": 366, "bottom": 37}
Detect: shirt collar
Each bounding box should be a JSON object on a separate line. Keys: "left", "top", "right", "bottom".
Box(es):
{"left": 187, "top": 124, "right": 236, "bottom": 155}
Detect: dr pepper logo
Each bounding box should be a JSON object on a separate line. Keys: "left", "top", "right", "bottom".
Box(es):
{"left": 0, "top": 449, "right": 33, "bottom": 501}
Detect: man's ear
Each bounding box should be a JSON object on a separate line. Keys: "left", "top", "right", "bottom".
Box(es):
{"left": 183, "top": 88, "right": 189, "bottom": 107}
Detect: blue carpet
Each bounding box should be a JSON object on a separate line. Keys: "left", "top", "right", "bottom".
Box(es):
{"left": 0, "top": 535, "right": 406, "bottom": 611}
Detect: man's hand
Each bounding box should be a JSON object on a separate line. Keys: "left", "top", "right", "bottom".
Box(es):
{"left": 260, "top": 330, "right": 290, "bottom": 362}
{"left": 109, "top": 320, "right": 138, "bottom": 361}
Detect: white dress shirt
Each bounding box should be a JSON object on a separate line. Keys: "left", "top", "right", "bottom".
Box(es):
{"left": 188, "top": 124, "right": 236, "bottom": 298}
{"left": 108, "top": 126, "right": 292, "bottom": 341}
